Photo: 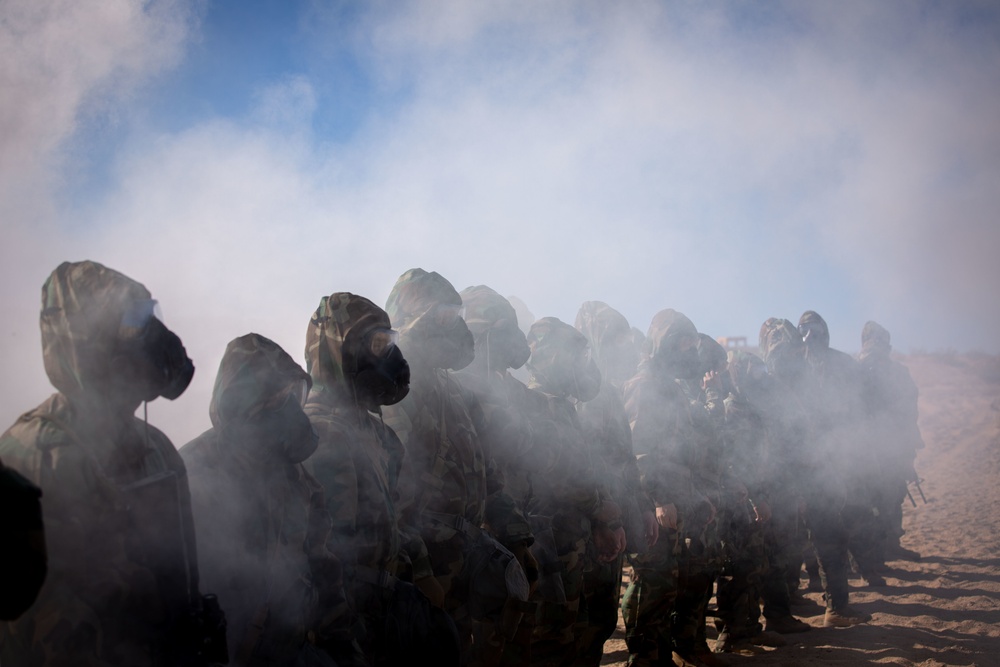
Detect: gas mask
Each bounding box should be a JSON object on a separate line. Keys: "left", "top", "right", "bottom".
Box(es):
{"left": 653, "top": 334, "right": 701, "bottom": 381}
{"left": 766, "top": 344, "right": 805, "bottom": 382}
{"left": 115, "top": 299, "right": 195, "bottom": 402}
{"left": 407, "top": 303, "right": 475, "bottom": 371}
{"left": 225, "top": 385, "right": 319, "bottom": 464}
{"left": 798, "top": 320, "right": 829, "bottom": 351}
{"left": 350, "top": 328, "right": 411, "bottom": 406}
{"left": 535, "top": 341, "right": 601, "bottom": 402}
{"left": 483, "top": 320, "right": 531, "bottom": 373}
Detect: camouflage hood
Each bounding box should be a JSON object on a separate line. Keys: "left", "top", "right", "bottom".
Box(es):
{"left": 640, "top": 308, "right": 700, "bottom": 380}
{"left": 526, "top": 316, "right": 601, "bottom": 401}
{"left": 758, "top": 317, "right": 805, "bottom": 378}
{"left": 697, "top": 333, "right": 728, "bottom": 374}
{"left": 859, "top": 320, "right": 892, "bottom": 361}
{"left": 40, "top": 260, "right": 152, "bottom": 399}
{"left": 643, "top": 309, "right": 697, "bottom": 361}
{"left": 385, "top": 268, "right": 463, "bottom": 329}
{"left": 574, "top": 300, "right": 637, "bottom": 387}
{"left": 798, "top": 310, "right": 831, "bottom": 349}
{"left": 385, "top": 268, "right": 474, "bottom": 372}
{"left": 209, "top": 333, "right": 309, "bottom": 425}
{"left": 460, "top": 284, "right": 531, "bottom": 373}
{"left": 305, "top": 292, "right": 392, "bottom": 400}
{"left": 209, "top": 334, "right": 317, "bottom": 464}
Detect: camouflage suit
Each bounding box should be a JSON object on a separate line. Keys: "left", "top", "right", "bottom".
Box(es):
{"left": 620, "top": 309, "right": 709, "bottom": 667}
{"left": 0, "top": 261, "right": 217, "bottom": 666}
{"left": 857, "top": 321, "right": 924, "bottom": 558}
{"left": 303, "top": 292, "right": 437, "bottom": 665}
{"left": 455, "top": 285, "right": 539, "bottom": 667}
{"left": 798, "top": 311, "right": 879, "bottom": 613}
{"left": 523, "top": 317, "right": 622, "bottom": 667}
{"left": 573, "top": 301, "right": 654, "bottom": 667}
{"left": 382, "top": 269, "right": 501, "bottom": 655}
{"left": 715, "top": 350, "right": 772, "bottom": 645}
{"left": 181, "top": 334, "right": 352, "bottom": 666}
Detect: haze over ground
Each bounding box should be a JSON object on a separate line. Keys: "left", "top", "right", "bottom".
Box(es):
{"left": 3, "top": 0, "right": 999, "bottom": 446}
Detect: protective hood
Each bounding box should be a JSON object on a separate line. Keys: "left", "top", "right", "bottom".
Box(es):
{"left": 574, "top": 300, "right": 638, "bottom": 387}
{"left": 759, "top": 317, "right": 805, "bottom": 378}
{"left": 859, "top": 320, "right": 892, "bottom": 361}
{"left": 41, "top": 261, "right": 151, "bottom": 397}
{"left": 385, "top": 268, "right": 474, "bottom": 371}
{"left": 40, "top": 260, "right": 193, "bottom": 404}
{"left": 209, "top": 333, "right": 317, "bottom": 464}
{"left": 305, "top": 292, "right": 409, "bottom": 407}
{"left": 526, "top": 316, "right": 601, "bottom": 401}
{"left": 697, "top": 333, "right": 728, "bottom": 374}
{"left": 642, "top": 309, "right": 701, "bottom": 380}
{"left": 460, "top": 285, "right": 531, "bottom": 372}
{"left": 798, "top": 310, "right": 831, "bottom": 349}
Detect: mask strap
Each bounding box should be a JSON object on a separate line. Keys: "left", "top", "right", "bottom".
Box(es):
{"left": 486, "top": 329, "right": 492, "bottom": 377}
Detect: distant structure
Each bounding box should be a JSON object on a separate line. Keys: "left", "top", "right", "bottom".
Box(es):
{"left": 717, "top": 336, "right": 758, "bottom": 355}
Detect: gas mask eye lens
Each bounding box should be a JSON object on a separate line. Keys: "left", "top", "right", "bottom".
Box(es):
{"left": 293, "top": 379, "right": 309, "bottom": 406}
{"left": 119, "top": 299, "right": 160, "bottom": 339}
{"left": 368, "top": 329, "right": 398, "bottom": 357}
{"left": 798, "top": 322, "right": 822, "bottom": 342}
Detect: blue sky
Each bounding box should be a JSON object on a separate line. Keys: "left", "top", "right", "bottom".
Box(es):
{"left": 3, "top": 0, "right": 999, "bottom": 446}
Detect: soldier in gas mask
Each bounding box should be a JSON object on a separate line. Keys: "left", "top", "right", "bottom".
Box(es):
{"left": 754, "top": 318, "right": 815, "bottom": 637}
{"left": 303, "top": 292, "right": 457, "bottom": 666}
{"left": 521, "top": 316, "right": 626, "bottom": 667}
{"left": 620, "top": 309, "right": 714, "bottom": 667}
{"left": 856, "top": 321, "right": 924, "bottom": 563}
{"left": 382, "top": 269, "right": 515, "bottom": 661}
{"left": 181, "top": 334, "right": 356, "bottom": 666}
{"left": 0, "top": 260, "right": 225, "bottom": 666}
{"left": 796, "top": 310, "right": 877, "bottom": 627}
{"left": 573, "top": 301, "right": 657, "bottom": 667}
{"left": 455, "top": 284, "right": 539, "bottom": 666}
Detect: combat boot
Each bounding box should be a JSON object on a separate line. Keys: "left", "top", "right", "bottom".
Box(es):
{"left": 764, "top": 615, "right": 811, "bottom": 634}
{"left": 823, "top": 605, "right": 871, "bottom": 628}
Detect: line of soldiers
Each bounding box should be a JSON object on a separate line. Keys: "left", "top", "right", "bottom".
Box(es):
{"left": 0, "top": 260, "right": 923, "bottom": 667}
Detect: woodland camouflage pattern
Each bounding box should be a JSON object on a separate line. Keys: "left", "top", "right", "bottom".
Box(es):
{"left": 303, "top": 292, "right": 431, "bottom": 664}
{"left": 181, "top": 333, "right": 351, "bottom": 666}
{"left": 0, "top": 261, "right": 202, "bottom": 666}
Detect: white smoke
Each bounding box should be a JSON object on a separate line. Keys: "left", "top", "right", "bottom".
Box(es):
{"left": 2, "top": 0, "right": 998, "bottom": 448}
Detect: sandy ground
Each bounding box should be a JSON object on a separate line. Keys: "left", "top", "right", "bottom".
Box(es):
{"left": 600, "top": 353, "right": 1000, "bottom": 667}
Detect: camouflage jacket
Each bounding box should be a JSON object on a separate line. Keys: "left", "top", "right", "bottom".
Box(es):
{"left": 303, "top": 293, "right": 429, "bottom": 583}
{"left": 382, "top": 367, "right": 494, "bottom": 544}
{"left": 0, "top": 261, "right": 200, "bottom": 667}
{"left": 857, "top": 322, "right": 925, "bottom": 466}
{"left": 181, "top": 334, "right": 348, "bottom": 665}
{"left": 574, "top": 302, "right": 653, "bottom": 527}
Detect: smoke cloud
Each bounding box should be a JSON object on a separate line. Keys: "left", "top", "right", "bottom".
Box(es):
{"left": 2, "top": 0, "right": 998, "bottom": 448}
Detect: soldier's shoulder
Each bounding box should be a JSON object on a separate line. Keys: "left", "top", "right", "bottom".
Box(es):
{"left": 178, "top": 428, "right": 221, "bottom": 471}
{"left": 1, "top": 394, "right": 77, "bottom": 456}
